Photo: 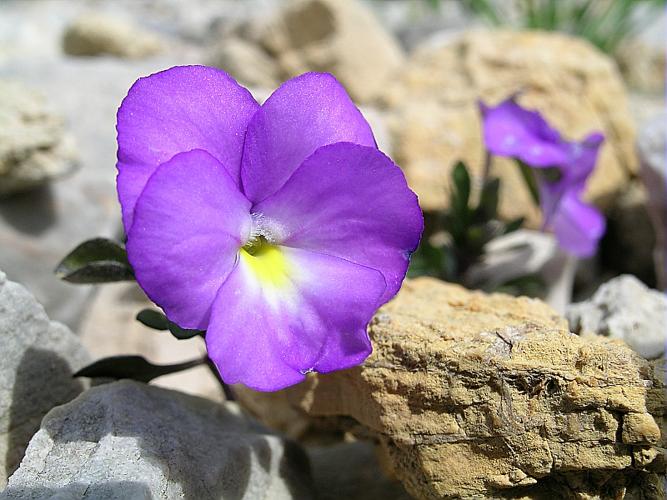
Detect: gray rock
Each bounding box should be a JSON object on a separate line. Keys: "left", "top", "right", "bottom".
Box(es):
{"left": 2, "top": 380, "right": 314, "bottom": 500}
{"left": 0, "top": 80, "right": 78, "bottom": 197}
{"left": 0, "top": 270, "right": 90, "bottom": 487}
{"left": 308, "top": 441, "right": 411, "bottom": 500}
{"left": 567, "top": 274, "right": 667, "bottom": 359}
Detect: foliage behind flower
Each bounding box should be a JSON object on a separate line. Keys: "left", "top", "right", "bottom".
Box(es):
{"left": 113, "top": 66, "right": 423, "bottom": 391}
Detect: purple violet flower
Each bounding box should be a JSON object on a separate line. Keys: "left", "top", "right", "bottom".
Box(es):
{"left": 480, "top": 96, "right": 606, "bottom": 257}
{"left": 116, "top": 66, "right": 423, "bottom": 391}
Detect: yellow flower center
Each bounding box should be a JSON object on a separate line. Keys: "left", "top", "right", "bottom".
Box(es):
{"left": 240, "top": 236, "right": 290, "bottom": 287}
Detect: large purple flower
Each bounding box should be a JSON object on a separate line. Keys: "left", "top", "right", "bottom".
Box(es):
{"left": 116, "top": 66, "right": 423, "bottom": 391}
{"left": 480, "top": 96, "right": 605, "bottom": 257}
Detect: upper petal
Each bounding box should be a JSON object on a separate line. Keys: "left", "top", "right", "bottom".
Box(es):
{"left": 127, "top": 149, "right": 252, "bottom": 330}
{"left": 254, "top": 143, "right": 423, "bottom": 305}
{"left": 550, "top": 191, "right": 605, "bottom": 258}
{"left": 116, "top": 65, "right": 259, "bottom": 230}
{"left": 480, "top": 97, "right": 569, "bottom": 167}
{"left": 240, "top": 72, "right": 376, "bottom": 203}
{"left": 206, "top": 247, "right": 385, "bottom": 391}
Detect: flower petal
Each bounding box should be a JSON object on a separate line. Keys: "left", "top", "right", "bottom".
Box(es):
{"left": 550, "top": 191, "right": 605, "bottom": 258}
{"left": 206, "top": 247, "right": 385, "bottom": 391}
{"left": 480, "top": 98, "right": 569, "bottom": 167}
{"left": 254, "top": 143, "right": 423, "bottom": 305}
{"left": 240, "top": 72, "right": 376, "bottom": 203}
{"left": 127, "top": 150, "right": 252, "bottom": 330}
{"left": 117, "top": 65, "right": 259, "bottom": 230}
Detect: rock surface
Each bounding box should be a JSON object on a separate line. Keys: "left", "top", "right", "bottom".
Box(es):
{"left": 0, "top": 80, "right": 78, "bottom": 197}
{"left": 207, "top": 36, "right": 281, "bottom": 88}
{"left": 382, "top": 30, "right": 637, "bottom": 225}
{"left": 567, "top": 274, "right": 667, "bottom": 360}
{"left": 62, "top": 14, "right": 163, "bottom": 59}
{"left": 2, "top": 380, "right": 313, "bottom": 500}
{"left": 0, "top": 270, "right": 90, "bottom": 487}
{"left": 79, "top": 282, "right": 225, "bottom": 402}
{"left": 240, "top": 0, "right": 405, "bottom": 103}
{"left": 308, "top": 441, "right": 411, "bottom": 500}
{"left": 239, "top": 278, "right": 664, "bottom": 499}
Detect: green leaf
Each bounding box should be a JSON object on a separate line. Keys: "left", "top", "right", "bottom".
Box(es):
{"left": 476, "top": 177, "right": 500, "bottom": 221}
{"left": 503, "top": 217, "right": 525, "bottom": 234}
{"left": 55, "top": 238, "right": 134, "bottom": 284}
{"left": 73, "top": 355, "right": 204, "bottom": 383}
{"left": 516, "top": 161, "right": 540, "bottom": 206}
{"left": 136, "top": 308, "right": 205, "bottom": 339}
{"left": 451, "top": 161, "right": 471, "bottom": 213}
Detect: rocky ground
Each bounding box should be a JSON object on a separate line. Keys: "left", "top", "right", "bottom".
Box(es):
{"left": 0, "top": 0, "right": 665, "bottom": 498}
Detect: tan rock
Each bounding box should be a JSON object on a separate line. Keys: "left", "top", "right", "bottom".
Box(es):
{"left": 62, "top": 14, "right": 163, "bottom": 59}
{"left": 78, "top": 282, "right": 225, "bottom": 403}
{"left": 239, "top": 278, "right": 664, "bottom": 498}
{"left": 382, "top": 31, "right": 637, "bottom": 225}
{"left": 206, "top": 37, "right": 281, "bottom": 89}
{"left": 0, "top": 80, "right": 78, "bottom": 196}
{"left": 247, "top": 0, "right": 405, "bottom": 103}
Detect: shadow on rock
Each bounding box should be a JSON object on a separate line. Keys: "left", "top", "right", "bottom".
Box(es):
{"left": 0, "top": 186, "right": 57, "bottom": 236}
{"left": 23, "top": 381, "right": 313, "bottom": 499}
{"left": 1, "top": 481, "right": 154, "bottom": 500}
{"left": 4, "top": 347, "right": 84, "bottom": 481}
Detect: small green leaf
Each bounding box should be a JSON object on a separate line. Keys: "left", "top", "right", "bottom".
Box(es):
{"left": 135, "top": 308, "right": 205, "bottom": 339}
{"left": 451, "top": 161, "right": 471, "bottom": 212}
{"left": 73, "top": 355, "right": 204, "bottom": 383}
{"left": 516, "top": 161, "right": 541, "bottom": 206}
{"left": 136, "top": 308, "right": 169, "bottom": 330}
{"left": 504, "top": 217, "right": 525, "bottom": 234}
{"left": 476, "top": 177, "right": 500, "bottom": 221}
{"left": 166, "top": 322, "right": 205, "bottom": 340}
{"left": 55, "top": 238, "right": 134, "bottom": 284}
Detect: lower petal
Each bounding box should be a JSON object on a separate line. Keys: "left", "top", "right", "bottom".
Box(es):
{"left": 551, "top": 192, "right": 605, "bottom": 258}
{"left": 127, "top": 150, "right": 252, "bottom": 329}
{"left": 206, "top": 246, "right": 385, "bottom": 391}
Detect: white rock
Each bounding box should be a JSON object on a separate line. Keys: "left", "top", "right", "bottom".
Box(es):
{"left": 2, "top": 380, "right": 314, "bottom": 500}
{"left": 0, "top": 270, "right": 90, "bottom": 487}
{"left": 567, "top": 274, "right": 667, "bottom": 359}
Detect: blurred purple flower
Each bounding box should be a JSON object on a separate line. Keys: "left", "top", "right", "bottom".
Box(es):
{"left": 116, "top": 66, "right": 423, "bottom": 391}
{"left": 480, "top": 96, "right": 605, "bottom": 257}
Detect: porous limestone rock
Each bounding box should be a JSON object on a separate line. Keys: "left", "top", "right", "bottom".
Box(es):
{"left": 238, "top": 278, "right": 664, "bottom": 499}
{"left": 0, "top": 270, "right": 90, "bottom": 487}
{"left": 0, "top": 80, "right": 77, "bottom": 196}
{"left": 62, "top": 14, "right": 163, "bottom": 59}
{"left": 241, "top": 0, "right": 405, "bottom": 103}
{"left": 1, "top": 381, "right": 313, "bottom": 500}
{"left": 382, "top": 31, "right": 637, "bottom": 225}
{"left": 567, "top": 274, "right": 667, "bottom": 360}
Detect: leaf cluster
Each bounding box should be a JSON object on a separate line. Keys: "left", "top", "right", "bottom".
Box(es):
{"left": 409, "top": 162, "right": 523, "bottom": 282}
